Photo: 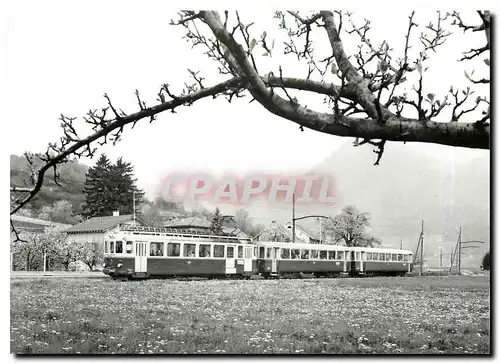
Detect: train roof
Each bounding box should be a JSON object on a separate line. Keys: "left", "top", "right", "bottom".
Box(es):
{"left": 255, "top": 241, "right": 412, "bottom": 254}
{"left": 110, "top": 226, "right": 251, "bottom": 244}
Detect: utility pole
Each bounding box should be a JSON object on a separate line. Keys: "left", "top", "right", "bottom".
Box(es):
{"left": 400, "top": 239, "right": 403, "bottom": 250}
{"left": 292, "top": 192, "right": 295, "bottom": 243}
{"left": 319, "top": 218, "right": 322, "bottom": 244}
{"left": 439, "top": 248, "right": 443, "bottom": 271}
{"left": 450, "top": 247, "right": 453, "bottom": 273}
{"left": 458, "top": 227, "right": 462, "bottom": 275}
{"left": 420, "top": 220, "right": 424, "bottom": 275}
{"left": 133, "top": 190, "right": 136, "bottom": 226}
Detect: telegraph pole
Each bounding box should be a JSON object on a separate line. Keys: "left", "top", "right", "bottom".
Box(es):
{"left": 133, "top": 190, "right": 136, "bottom": 226}
{"left": 420, "top": 220, "right": 424, "bottom": 275}
{"left": 439, "top": 248, "right": 443, "bottom": 271}
{"left": 319, "top": 218, "right": 322, "bottom": 244}
{"left": 458, "top": 227, "right": 462, "bottom": 275}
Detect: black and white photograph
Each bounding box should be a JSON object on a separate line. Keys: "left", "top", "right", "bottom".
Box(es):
{"left": 5, "top": 1, "right": 492, "bottom": 356}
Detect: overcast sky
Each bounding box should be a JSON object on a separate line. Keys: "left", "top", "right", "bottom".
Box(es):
{"left": 5, "top": 4, "right": 491, "bottom": 191}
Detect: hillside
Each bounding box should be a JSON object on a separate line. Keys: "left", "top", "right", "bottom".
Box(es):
{"left": 10, "top": 154, "right": 89, "bottom": 215}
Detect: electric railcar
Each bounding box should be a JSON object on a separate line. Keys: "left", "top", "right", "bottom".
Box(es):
{"left": 102, "top": 226, "right": 413, "bottom": 280}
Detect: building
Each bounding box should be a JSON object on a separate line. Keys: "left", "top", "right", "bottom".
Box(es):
{"left": 284, "top": 222, "right": 321, "bottom": 244}
{"left": 65, "top": 214, "right": 149, "bottom": 244}
{"left": 11, "top": 214, "right": 72, "bottom": 234}
{"left": 255, "top": 221, "right": 323, "bottom": 244}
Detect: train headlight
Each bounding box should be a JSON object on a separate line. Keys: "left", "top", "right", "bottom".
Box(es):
{"left": 117, "top": 263, "right": 123, "bottom": 268}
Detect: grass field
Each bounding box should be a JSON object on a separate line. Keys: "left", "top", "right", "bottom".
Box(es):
{"left": 10, "top": 275, "right": 490, "bottom": 355}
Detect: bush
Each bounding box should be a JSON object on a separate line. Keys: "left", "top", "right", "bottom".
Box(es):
{"left": 481, "top": 251, "right": 490, "bottom": 270}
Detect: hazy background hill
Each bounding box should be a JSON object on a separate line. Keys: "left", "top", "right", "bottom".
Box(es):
{"left": 238, "top": 142, "right": 489, "bottom": 268}
{"left": 318, "top": 142, "right": 489, "bottom": 268}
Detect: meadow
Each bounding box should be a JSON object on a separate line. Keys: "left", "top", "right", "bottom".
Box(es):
{"left": 10, "top": 275, "right": 490, "bottom": 355}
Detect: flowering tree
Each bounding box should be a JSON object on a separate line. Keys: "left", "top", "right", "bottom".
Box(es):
{"left": 11, "top": 226, "right": 68, "bottom": 271}
{"left": 324, "top": 205, "right": 381, "bottom": 247}
{"left": 10, "top": 10, "right": 490, "bottom": 237}
{"left": 268, "top": 222, "right": 292, "bottom": 242}
{"left": 76, "top": 242, "right": 104, "bottom": 271}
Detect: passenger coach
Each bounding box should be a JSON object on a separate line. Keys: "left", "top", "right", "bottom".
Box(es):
{"left": 102, "top": 226, "right": 257, "bottom": 279}
{"left": 102, "top": 227, "right": 413, "bottom": 280}
{"left": 254, "top": 241, "right": 413, "bottom": 277}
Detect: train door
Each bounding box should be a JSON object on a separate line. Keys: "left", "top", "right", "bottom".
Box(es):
{"left": 134, "top": 241, "right": 148, "bottom": 273}
{"left": 350, "top": 251, "right": 357, "bottom": 273}
{"left": 243, "top": 246, "right": 253, "bottom": 273}
{"left": 226, "top": 245, "right": 237, "bottom": 274}
{"left": 271, "top": 247, "right": 279, "bottom": 274}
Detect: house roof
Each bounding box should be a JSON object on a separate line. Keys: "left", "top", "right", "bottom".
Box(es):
{"left": 285, "top": 221, "right": 321, "bottom": 240}
{"left": 11, "top": 215, "right": 72, "bottom": 231}
{"left": 65, "top": 215, "right": 146, "bottom": 234}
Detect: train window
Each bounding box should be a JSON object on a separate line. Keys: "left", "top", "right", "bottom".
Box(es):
{"left": 355, "top": 252, "right": 360, "bottom": 261}
{"left": 397, "top": 254, "right": 403, "bottom": 261}
{"left": 372, "top": 253, "right": 378, "bottom": 260}
{"left": 227, "top": 246, "right": 234, "bottom": 258}
{"left": 311, "top": 250, "right": 318, "bottom": 259}
{"left": 199, "top": 244, "right": 211, "bottom": 258}
{"left": 328, "top": 251, "right": 335, "bottom": 260}
{"left": 291, "top": 249, "right": 300, "bottom": 259}
{"left": 259, "top": 247, "right": 265, "bottom": 259}
{"left": 266, "top": 248, "right": 271, "bottom": 259}
{"left": 214, "top": 245, "right": 225, "bottom": 258}
{"left": 150, "top": 242, "right": 164, "bottom": 256}
{"left": 392, "top": 254, "right": 397, "bottom": 261}
{"left": 126, "top": 241, "right": 133, "bottom": 253}
{"left": 167, "top": 243, "right": 181, "bottom": 257}
{"left": 238, "top": 246, "right": 243, "bottom": 258}
{"left": 104, "top": 241, "right": 109, "bottom": 253}
{"left": 366, "top": 252, "right": 372, "bottom": 260}
{"left": 115, "top": 241, "right": 123, "bottom": 254}
{"left": 338, "top": 251, "right": 345, "bottom": 261}
{"left": 281, "top": 249, "right": 290, "bottom": 259}
{"left": 110, "top": 241, "right": 115, "bottom": 253}
{"left": 184, "top": 243, "right": 196, "bottom": 257}
{"left": 319, "top": 250, "right": 327, "bottom": 260}
{"left": 300, "top": 249, "right": 309, "bottom": 259}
